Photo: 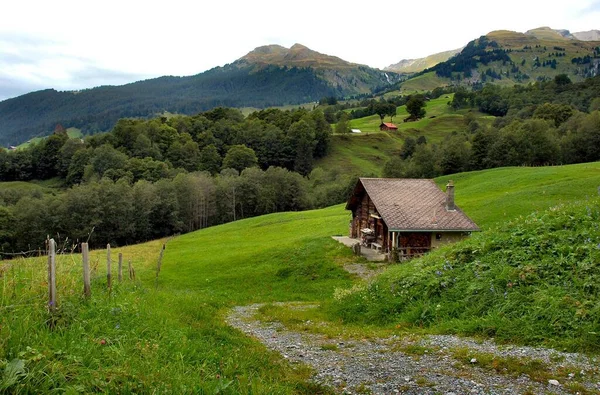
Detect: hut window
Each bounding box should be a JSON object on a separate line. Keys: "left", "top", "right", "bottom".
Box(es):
{"left": 436, "top": 233, "right": 442, "bottom": 240}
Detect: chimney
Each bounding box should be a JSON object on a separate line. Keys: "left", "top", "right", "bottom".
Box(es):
{"left": 446, "top": 180, "right": 455, "bottom": 211}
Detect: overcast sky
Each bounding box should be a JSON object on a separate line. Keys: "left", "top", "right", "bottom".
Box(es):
{"left": 1, "top": 0, "right": 599, "bottom": 101}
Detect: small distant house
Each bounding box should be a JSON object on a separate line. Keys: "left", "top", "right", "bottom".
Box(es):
{"left": 346, "top": 178, "right": 479, "bottom": 259}
{"left": 351, "top": 129, "right": 362, "bottom": 134}
{"left": 379, "top": 122, "right": 398, "bottom": 131}
{"left": 9, "top": 146, "right": 17, "bottom": 150}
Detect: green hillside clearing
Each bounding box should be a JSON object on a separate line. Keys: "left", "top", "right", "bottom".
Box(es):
{"left": 318, "top": 95, "right": 494, "bottom": 176}
{"left": 15, "top": 128, "right": 82, "bottom": 150}
{"left": 436, "top": 162, "right": 600, "bottom": 228}
{"left": 391, "top": 71, "right": 450, "bottom": 94}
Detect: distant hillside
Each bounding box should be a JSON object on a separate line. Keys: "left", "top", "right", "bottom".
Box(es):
{"left": 525, "top": 26, "right": 600, "bottom": 41}
{"left": 415, "top": 27, "right": 600, "bottom": 87}
{"left": 0, "top": 44, "right": 399, "bottom": 146}
{"left": 572, "top": 29, "right": 600, "bottom": 41}
{"left": 385, "top": 48, "right": 462, "bottom": 74}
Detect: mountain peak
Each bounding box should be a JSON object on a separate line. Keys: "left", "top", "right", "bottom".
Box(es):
{"left": 525, "top": 26, "right": 571, "bottom": 40}
{"left": 572, "top": 29, "right": 600, "bottom": 41}
{"left": 289, "top": 43, "right": 309, "bottom": 51}
{"left": 249, "top": 44, "right": 288, "bottom": 55}
{"left": 240, "top": 43, "right": 355, "bottom": 70}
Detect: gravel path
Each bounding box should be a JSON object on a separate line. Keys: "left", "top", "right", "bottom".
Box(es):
{"left": 226, "top": 304, "right": 599, "bottom": 395}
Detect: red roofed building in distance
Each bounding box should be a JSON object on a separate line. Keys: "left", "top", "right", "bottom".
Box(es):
{"left": 379, "top": 122, "right": 398, "bottom": 131}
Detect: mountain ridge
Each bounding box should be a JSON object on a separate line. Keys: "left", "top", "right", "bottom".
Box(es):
{"left": 0, "top": 44, "right": 398, "bottom": 146}
{"left": 386, "top": 27, "right": 600, "bottom": 76}
{"left": 399, "top": 26, "right": 600, "bottom": 91}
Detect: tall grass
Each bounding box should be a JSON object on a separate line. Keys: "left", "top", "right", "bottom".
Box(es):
{"left": 0, "top": 209, "right": 352, "bottom": 392}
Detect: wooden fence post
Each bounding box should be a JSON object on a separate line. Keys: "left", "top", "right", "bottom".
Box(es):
{"left": 48, "top": 238, "right": 56, "bottom": 313}
{"left": 118, "top": 253, "right": 123, "bottom": 283}
{"left": 106, "top": 244, "right": 112, "bottom": 290}
{"left": 128, "top": 259, "right": 133, "bottom": 280}
{"left": 155, "top": 243, "right": 166, "bottom": 288}
{"left": 82, "top": 242, "right": 91, "bottom": 298}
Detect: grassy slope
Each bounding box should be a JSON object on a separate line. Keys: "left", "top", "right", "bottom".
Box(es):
{"left": 331, "top": 197, "right": 600, "bottom": 352}
{"left": 3, "top": 163, "right": 600, "bottom": 391}
{"left": 317, "top": 95, "right": 494, "bottom": 176}
{"left": 436, "top": 162, "right": 600, "bottom": 228}
{"left": 15, "top": 128, "right": 82, "bottom": 150}
{"left": 0, "top": 207, "right": 354, "bottom": 393}
{"left": 391, "top": 71, "right": 450, "bottom": 94}
{"left": 0, "top": 178, "right": 64, "bottom": 194}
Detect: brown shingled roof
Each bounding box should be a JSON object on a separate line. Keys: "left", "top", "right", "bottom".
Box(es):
{"left": 346, "top": 178, "right": 480, "bottom": 232}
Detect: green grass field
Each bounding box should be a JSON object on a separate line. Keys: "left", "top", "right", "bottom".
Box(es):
{"left": 436, "top": 162, "right": 600, "bottom": 228}
{"left": 15, "top": 128, "right": 82, "bottom": 150}
{"left": 332, "top": 197, "right": 600, "bottom": 353}
{"left": 3, "top": 162, "right": 600, "bottom": 391}
{"left": 0, "top": 207, "right": 355, "bottom": 393}
{"left": 393, "top": 72, "right": 450, "bottom": 94}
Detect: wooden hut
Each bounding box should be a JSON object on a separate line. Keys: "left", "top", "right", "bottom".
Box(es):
{"left": 346, "top": 178, "right": 479, "bottom": 259}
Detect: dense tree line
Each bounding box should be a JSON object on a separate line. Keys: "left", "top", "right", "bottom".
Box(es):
{"left": 0, "top": 168, "right": 357, "bottom": 252}
{"left": 0, "top": 107, "right": 360, "bottom": 253}
{"left": 384, "top": 77, "right": 600, "bottom": 178}
{"left": 451, "top": 74, "right": 600, "bottom": 116}
{"left": 0, "top": 106, "right": 332, "bottom": 183}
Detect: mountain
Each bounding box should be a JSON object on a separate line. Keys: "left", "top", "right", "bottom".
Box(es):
{"left": 240, "top": 43, "right": 399, "bottom": 95}
{"left": 0, "top": 44, "right": 399, "bottom": 146}
{"left": 572, "top": 30, "right": 600, "bottom": 41}
{"left": 524, "top": 27, "right": 600, "bottom": 41}
{"left": 411, "top": 27, "right": 600, "bottom": 88}
{"left": 384, "top": 48, "right": 462, "bottom": 74}
{"left": 385, "top": 27, "right": 600, "bottom": 75}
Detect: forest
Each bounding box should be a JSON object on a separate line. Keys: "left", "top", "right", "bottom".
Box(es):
{"left": 2, "top": 74, "right": 600, "bottom": 255}
{"left": 0, "top": 107, "right": 357, "bottom": 253}
{"left": 384, "top": 75, "right": 600, "bottom": 178}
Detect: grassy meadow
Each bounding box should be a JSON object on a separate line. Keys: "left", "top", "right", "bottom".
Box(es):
{"left": 3, "top": 162, "right": 600, "bottom": 391}
{"left": 331, "top": 197, "right": 600, "bottom": 352}
{"left": 436, "top": 162, "right": 600, "bottom": 228}
{"left": 15, "top": 128, "right": 82, "bottom": 150}
{"left": 319, "top": 95, "right": 494, "bottom": 175}
{"left": 390, "top": 72, "right": 450, "bottom": 95}
{"left": 1, "top": 207, "right": 355, "bottom": 393}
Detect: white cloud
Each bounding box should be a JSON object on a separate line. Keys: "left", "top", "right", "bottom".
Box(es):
{"left": 1, "top": 0, "right": 599, "bottom": 101}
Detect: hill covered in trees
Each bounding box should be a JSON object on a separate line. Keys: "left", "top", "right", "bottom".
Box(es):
{"left": 397, "top": 27, "right": 600, "bottom": 92}
{"left": 0, "top": 106, "right": 361, "bottom": 252}
{"left": 0, "top": 44, "right": 399, "bottom": 147}
{"left": 383, "top": 74, "right": 600, "bottom": 178}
